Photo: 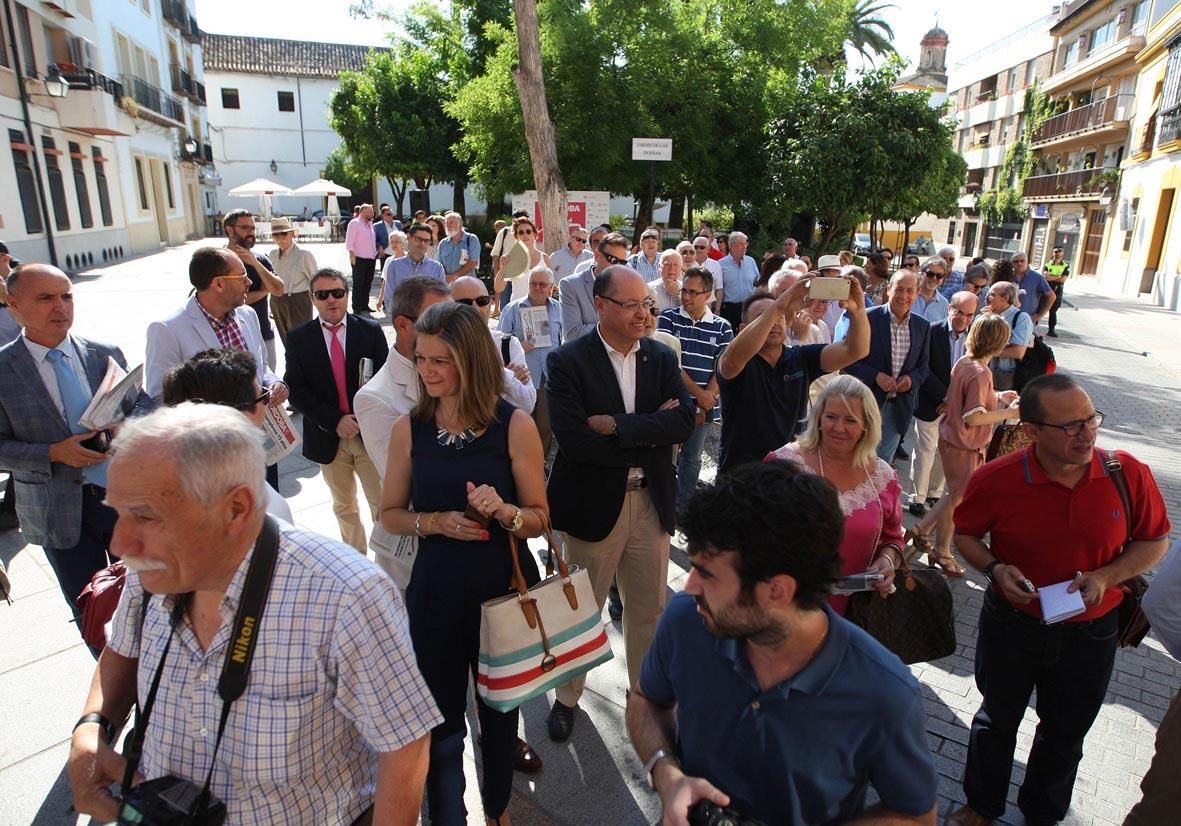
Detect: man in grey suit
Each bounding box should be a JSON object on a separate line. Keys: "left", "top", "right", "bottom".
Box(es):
{"left": 559, "top": 231, "right": 629, "bottom": 341}
{"left": 145, "top": 248, "right": 288, "bottom": 406}
{"left": 0, "top": 264, "right": 152, "bottom": 632}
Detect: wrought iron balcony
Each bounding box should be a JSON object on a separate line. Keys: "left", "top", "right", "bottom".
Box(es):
{"left": 170, "top": 63, "right": 193, "bottom": 97}
{"left": 60, "top": 68, "right": 122, "bottom": 99}
{"left": 1031, "top": 94, "right": 1133, "bottom": 147}
{"left": 1022, "top": 167, "right": 1117, "bottom": 200}
{"left": 120, "top": 74, "right": 184, "bottom": 125}
{"left": 184, "top": 14, "right": 201, "bottom": 42}
{"left": 163, "top": 0, "right": 186, "bottom": 29}
{"left": 1159, "top": 108, "right": 1181, "bottom": 148}
{"left": 195, "top": 82, "right": 206, "bottom": 105}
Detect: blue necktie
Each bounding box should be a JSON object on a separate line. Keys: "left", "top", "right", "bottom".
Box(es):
{"left": 46, "top": 348, "right": 107, "bottom": 487}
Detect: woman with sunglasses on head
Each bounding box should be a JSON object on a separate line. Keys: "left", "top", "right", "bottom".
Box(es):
{"left": 906, "top": 314, "right": 1019, "bottom": 577}
{"left": 379, "top": 302, "right": 548, "bottom": 826}
{"left": 425, "top": 215, "right": 447, "bottom": 262}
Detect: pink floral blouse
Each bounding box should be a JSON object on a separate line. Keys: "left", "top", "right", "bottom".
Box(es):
{"left": 766, "top": 442, "right": 905, "bottom": 615}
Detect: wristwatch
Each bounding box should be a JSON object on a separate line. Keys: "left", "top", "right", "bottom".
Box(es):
{"left": 643, "top": 748, "right": 677, "bottom": 789}
{"left": 984, "top": 560, "right": 1005, "bottom": 586}
{"left": 500, "top": 507, "right": 524, "bottom": 533}
{"left": 74, "top": 712, "right": 116, "bottom": 744}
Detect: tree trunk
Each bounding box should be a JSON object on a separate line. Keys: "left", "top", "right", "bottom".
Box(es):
{"left": 686, "top": 193, "right": 694, "bottom": 238}
{"left": 902, "top": 219, "right": 914, "bottom": 259}
{"left": 512, "top": 0, "right": 567, "bottom": 254}
{"left": 452, "top": 177, "right": 466, "bottom": 215}
{"left": 386, "top": 177, "right": 408, "bottom": 220}
{"left": 668, "top": 193, "right": 686, "bottom": 231}
{"left": 486, "top": 194, "right": 507, "bottom": 220}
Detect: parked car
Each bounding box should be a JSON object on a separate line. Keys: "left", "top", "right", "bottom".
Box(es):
{"left": 906, "top": 236, "right": 934, "bottom": 255}
{"left": 852, "top": 233, "right": 871, "bottom": 254}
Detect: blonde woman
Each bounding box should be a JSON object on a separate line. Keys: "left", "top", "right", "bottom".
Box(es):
{"left": 908, "top": 314, "right": 1019, "bottom": 576}
{"left": 379, "top": 302, "right": 548, "bottom": 826}
{"left": 766, "top": 375, "right": 904, "bottom": 616}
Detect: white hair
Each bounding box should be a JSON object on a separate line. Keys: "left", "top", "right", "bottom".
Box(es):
{"left": 390, "top": 230, "right": 407, "bottom": 244}
{"left": 444, "top": 211, "right": 462, "bottom": 222}
{"left": 937, "top": 245, "right": 957, "bottom": 257}
{"left": 729, "top": 231, "right": 749, "bottom": 245}
{"left": 785, "top": 259, "right": 808, "bottom": 275}
{"left": 659, "top": 248, "right": 682, "bottom": 266}
{"left": 527, "top": 264, "right": 554, "bottom": 283}
{"left": 676, "top": 240, "right": 695, "bottom": 254}
{"left": 768, "top": 269, "right": 797, "bottom": 295}
{"left": 111, "top": 403, "right": 266, "bottom": 511}
{"left": 693, "top": 235, "right": 712, "bottom": 246}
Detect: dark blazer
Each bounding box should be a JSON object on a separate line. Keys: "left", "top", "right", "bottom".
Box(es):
{"left": 284, "top": 314, "right": 389, "bottom": 464}
{"left": 845, "top": 304, "right": 931, "bottom": 432}
{"left": 916, "top": 319, "right": 955, "bottom": 422}
{"left": 0, "top": 335, "right": 153, "bottom": 548}
{"left": 546, "top": 332, "right": 695, "bottom": 541}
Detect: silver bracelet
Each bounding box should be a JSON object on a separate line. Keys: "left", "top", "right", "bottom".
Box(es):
{"left": 414, "top": 513, "right": 423, "bottom": 537}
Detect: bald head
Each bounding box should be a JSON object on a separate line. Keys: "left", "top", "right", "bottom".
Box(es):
{"left": 5, "top": 262, "right": 68, "bottom": 297}
{"left": 5, "top": 263, "right": 74, "bottom": 346}
{"left": 450, "top": 275, "right": 491, "bottom": 320}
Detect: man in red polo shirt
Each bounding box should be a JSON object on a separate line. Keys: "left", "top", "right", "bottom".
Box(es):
{"left": 946, "top": 373, "right": 1170, "bottom": 826}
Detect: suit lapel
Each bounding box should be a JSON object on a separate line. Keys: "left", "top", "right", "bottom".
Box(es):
{"left": 6, "top": 340, "right": 71, "bottom": 434}
{"left": 586, "top": 334, "right": 626, "bottom": 413}
{"left": 72, "top": 336, "right": 107, "bottom": 393}
{"left": 184, "top": 298, "right": 225, "bottom": 351}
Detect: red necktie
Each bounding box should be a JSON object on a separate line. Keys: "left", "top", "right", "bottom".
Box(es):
{"left": 325, "top": 323, "right": 349, "bottom": 413}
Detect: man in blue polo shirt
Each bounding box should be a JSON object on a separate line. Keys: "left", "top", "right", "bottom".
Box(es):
{"left": 657, "top": 266, "right": 733, "bottom": 509}
{"left": 627, "top": 461, "right": 937, "bottom": 825}
{"left": 1011, "top": 252, "right": 1055, "bottom": 324}
{"left": 715, "top": 277, "right": 869, "bottom": 473}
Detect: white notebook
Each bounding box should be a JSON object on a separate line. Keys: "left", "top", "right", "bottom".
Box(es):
{"left": 1038, "top": 580, "right": 1087, "bottom": 624}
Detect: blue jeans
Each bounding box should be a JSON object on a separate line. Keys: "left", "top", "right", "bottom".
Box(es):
{"left": 499, "top": 280, "right": 513, "bottom": 310}
{"left": 964, "top": 591, "right": 1118, "bottom": 823}
{"left": 676, "top": 421, "right": 710, "bottom": 512}
{"left": 876, "top": 399, "right": 907, "bottom": 463}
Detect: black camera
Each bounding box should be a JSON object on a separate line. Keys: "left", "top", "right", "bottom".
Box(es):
{"left": 117, "top": 775, "right": 226, "bottom": 825}
{"left": 688, "top": 800, "right": 768, "bottom": 826}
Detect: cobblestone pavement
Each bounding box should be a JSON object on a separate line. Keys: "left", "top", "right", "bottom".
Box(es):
{"left": 0, "top": 251, "right": 1177, "bottom": 825}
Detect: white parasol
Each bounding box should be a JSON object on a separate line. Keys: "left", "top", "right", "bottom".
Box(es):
{"left": 293, "top": 179, "right": 353, "bottom": 221}
{"left": 229, "top": 178, "right": 293, "bottom": 219}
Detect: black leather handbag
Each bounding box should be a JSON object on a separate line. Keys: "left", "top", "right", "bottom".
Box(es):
{"left": 846, "top": 554, "right": 957, "bottom": 665}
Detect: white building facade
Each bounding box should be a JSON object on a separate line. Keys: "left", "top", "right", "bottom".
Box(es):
{"left": 0, "top": 0, "right": 212, "bottom": 267}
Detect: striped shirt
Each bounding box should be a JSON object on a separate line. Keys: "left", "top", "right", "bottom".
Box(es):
{"left": 657, "top": 307, "right": 733, "bottom": 419}
{"left": 889, "top": 311, "right": 911, "bottom": 381}
{"left": 109, "top": 523, "right": 442, "bottom": 825}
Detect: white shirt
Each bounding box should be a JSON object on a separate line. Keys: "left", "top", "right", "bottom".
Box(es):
{"left": 355, "top": 347, "right": 418, "bottom": 475}
{"left": 22, "top": 334, "right": 93, "bottom": 422}
{"left": 492, "top": 329, "right": 537, "bottom": 414}
{"left": 319, "top": 315, "right": 348, "bottom": 354}
{"left": 596, "top": 325, "right": 642, "bottom": 481}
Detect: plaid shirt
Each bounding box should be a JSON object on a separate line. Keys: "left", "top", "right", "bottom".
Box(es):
{"left": 888, "top": 310, "right": 911, "bottom": 385}
{"left": 109, "top": 523, "right": 442, "bottom": 825}
{"left": 197, "top": 301, "right": 248, "bottom": 351}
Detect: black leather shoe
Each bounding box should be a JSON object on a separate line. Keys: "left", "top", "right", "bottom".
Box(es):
{"left": 894, "top": 446, "right": 909, "bottom": 461}
{"left": 1047, "top": 329, "right": 1058, "bottom": 337}
{"left": 514, "top": 737, "right": 543, "bottom": 773}
{"left": 908, "top": 501, "right": 927, "bottom": 517}
{"left": 547, "top": 700, "right": 576, "bottom": 742}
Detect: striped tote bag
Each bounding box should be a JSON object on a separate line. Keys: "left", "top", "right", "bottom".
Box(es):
{"left": 477, "top": 529, "right": 613, "bottom": 712}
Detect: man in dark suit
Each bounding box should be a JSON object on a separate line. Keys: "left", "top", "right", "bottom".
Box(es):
{"left": 545, "top": 266, "right": 695, "bottom": 742}
{"left": 284, "top": 268, "right": 388, "bottom": 552}
{"left": 0, "top": 264, "right": 152, "bottom": 635}
{"left": 908, "top": 291, "right": 978, "bottom": 516}
{"left": 846, "top": 270, "right": 931, "bottom": 464}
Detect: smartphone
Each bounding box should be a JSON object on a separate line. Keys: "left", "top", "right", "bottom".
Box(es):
{"left": 80, "top": 429, "right": 112, "bottom": 453}
{"left": 463, "top": 502, "right": 491, "bottom": 528}
{"left": 809, "top": 277, "right": 850, "bottom": 301}
{"left": 833, "top": 572, "right": 886, "bottom": 594}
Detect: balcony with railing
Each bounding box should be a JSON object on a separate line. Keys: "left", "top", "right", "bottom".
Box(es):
{"left": 1159, "top": 108, "right": 1181, "bottom": 149}
{"left": 1022, "top": 167, "right": 1116, "bottom": 201}
{"left": 1031, "top": 94, "right": 1134, "bottom": 147}
{"left": 120, "top": 74, "right": 185, "bottom": 126}
{"left": 195, "top": 82, "right": 206, "bottom": 105}
{"left": 55, "top": 69, "right": 134, "bottom": 136}
{"left": 184, "top": 14, "right": 201, "bottom": 42}
{"left": 162, "top": 0, "right": 186, "bottom": 29}
{"left": 170, "top": 64, "right": 193, "bottom": 97}
{"left": 203, "top": 143, "right": 214, "bottom": 163}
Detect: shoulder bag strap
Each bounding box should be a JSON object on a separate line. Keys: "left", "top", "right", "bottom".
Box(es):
{"left": 1104, "top": 449, "right": 1134, "bottom": 546}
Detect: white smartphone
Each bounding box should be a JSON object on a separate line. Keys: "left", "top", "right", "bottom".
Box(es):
{"left": 809, "top": 277, "right": 850, "bottom": 301}
{"left": 833, "top": 572, "right": 886, "bottom": 594}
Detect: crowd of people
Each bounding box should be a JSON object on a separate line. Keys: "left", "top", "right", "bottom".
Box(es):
{"left": 0, "top": 211, "right": 1176, "bottom": 826}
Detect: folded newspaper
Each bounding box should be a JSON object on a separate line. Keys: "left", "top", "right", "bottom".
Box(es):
{"left": 78, "top": 358, "right": 143, "bottom": 431}
{"left": 261, "top": 403, "right": 300, "bottom": 466}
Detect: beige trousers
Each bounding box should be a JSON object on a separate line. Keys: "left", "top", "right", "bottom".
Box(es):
{"left": 321, "top": 435, "right": 383, "bottom": 552}
{"left": 555, "top": 488, "right": 670, "bottom": 707}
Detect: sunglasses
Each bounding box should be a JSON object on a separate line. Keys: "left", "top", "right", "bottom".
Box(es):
{"left": 516, "top": 229, "right": 534, "bottom": 236}
{"left": 572, "top": 237, "right": 588, "bottom": 244}
{"left": 190, "top": 388, "right": 270, "bottom": 412}
{"left": 313, "top": 288, "right": 348, "bottom": 300}
{"left": 457, "top": 295, "right": 493, "bottom": 307}
{"left": 693, "top": 245, "right": 708, "bottom": 250}
{"left": 923, "top": 270, "right": 945, "bottom": 280}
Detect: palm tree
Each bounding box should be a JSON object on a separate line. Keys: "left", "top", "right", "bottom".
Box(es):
{"left": 847, "top": 0, "right": 896, "bottom": 65}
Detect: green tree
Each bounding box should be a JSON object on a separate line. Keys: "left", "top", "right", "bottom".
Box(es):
{"left": 846, "top": 0, "right": 896, "bottom": 65}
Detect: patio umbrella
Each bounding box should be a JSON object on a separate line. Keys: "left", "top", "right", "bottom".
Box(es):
{"left": 293, "top": 179, "right": 352, "bottom": 220}
{"left": 229, "top": 178, "right": 293, "bottom": 219}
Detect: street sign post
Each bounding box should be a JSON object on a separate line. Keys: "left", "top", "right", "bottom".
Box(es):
{"left": 631, "top": 138, "right": 673, "bottom": 162}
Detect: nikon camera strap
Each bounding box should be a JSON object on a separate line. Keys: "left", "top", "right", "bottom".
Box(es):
{"left": 120, "top": 515, "right": 282, "bottom": 816}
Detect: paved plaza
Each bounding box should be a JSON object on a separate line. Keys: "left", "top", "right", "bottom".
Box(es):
{"left": 1, "top": 242, "right": 1179, "bottom": 825}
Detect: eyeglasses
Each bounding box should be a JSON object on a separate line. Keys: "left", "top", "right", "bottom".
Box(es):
{"left": 457, "top": 295, "right": 493, "bottom": 307}
{"left": 923, "top": 270, "right": 945, "bottom": 280}
{"left": 572, "top": 237, "right": 588, "bottom": 244}
{"left": 190, "top": 388, "right": 270, "bottom": 412}
{"left": 408, "top": 234, "right": 431, "bottom": 243}
{"left": 313, "top": 288, "right": 348, "bottom": 300}
{"left": 216, "top": 274, "right": 249, "bottom": 283}
{"left": 1025, "top": 411, "right": 1104, "bottom": 437}
{"left": 516, "top": 229, "right": 534, "bottom": 236}
{"left": 693, "top": 245, "right": 708, "bottom": 250}
{"left": 680, "top": 287, "right": 711, "bottom": 297}
{"left": 600, "top": 294, "right": 657, "bottom": 313}
{"left": 602, "top": 251, "right": 627, "bottom": 266}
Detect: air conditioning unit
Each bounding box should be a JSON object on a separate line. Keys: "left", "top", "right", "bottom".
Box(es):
{"left": 67, "top": 35, "right": 96, "bottom": 70}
